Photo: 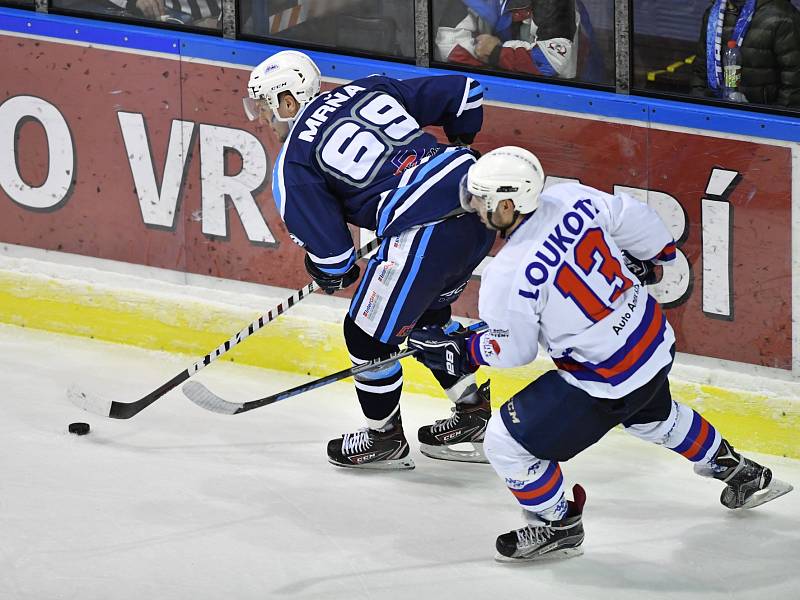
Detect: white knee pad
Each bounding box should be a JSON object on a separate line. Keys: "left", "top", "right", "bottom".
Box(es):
{"left": 625, "top": 400, "right": 682, "bottom": 445}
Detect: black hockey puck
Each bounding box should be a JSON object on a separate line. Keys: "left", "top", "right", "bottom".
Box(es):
{"left": 68, "top": 422, "right": 90, "bottom": 435}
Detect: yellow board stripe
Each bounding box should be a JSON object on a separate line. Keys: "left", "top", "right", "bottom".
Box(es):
{"left": 0, "top": 270, "right": 797, "bottom": 458}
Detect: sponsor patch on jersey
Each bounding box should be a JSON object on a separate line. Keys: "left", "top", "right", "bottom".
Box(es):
{"left": 377, "top": 261, "right": 399, "bottom": 287}
{"left": 362, "top": 290, "right": 385, "bottom": 322}
{"left": 480, "top": 335, "right": 503, "bottom": 359}
{"left": 391, "top": 149, "right": 418, "bottom": 175}
{"left": 423, "top": 146, "right": 442, "bottom": 161}
{"left": 392, "top": 230, "right": 413, "bottom": 251}
{"left": 395, "top": 322, "right": 417, "bottom": 338}
{"left": 613, "top": 284, "right": 641, "bottom": 336}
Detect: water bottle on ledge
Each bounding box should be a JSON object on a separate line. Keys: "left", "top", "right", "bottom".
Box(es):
{"left": 723, "top": 40, "right": 748, "bottom": 103}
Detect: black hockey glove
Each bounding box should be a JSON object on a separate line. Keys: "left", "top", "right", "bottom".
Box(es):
{"left": 447, "top": 132, "right": 476, "bottom": 146}
{"left": 304, "top": 254, "right": 361, "bottom": 295}
{"left": 622, "top": 251, "right": 658, "bottom": 286}
{"left": 407, "top": 326, "right": 478, "bottom": 378}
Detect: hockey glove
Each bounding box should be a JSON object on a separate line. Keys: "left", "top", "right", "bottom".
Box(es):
{"left": 447, "top": 132, "right": 476, "bottom": 146}
{"left": 304, "top": 254, "right": 361, "bottom": 295}
{"left": 408, "top": 326, "right": 479, "bottom": 378}
{"left": 622, "top": 251, "right": 658, "bottom": 286}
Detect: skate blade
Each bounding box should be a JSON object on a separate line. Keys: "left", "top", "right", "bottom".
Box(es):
{"left": 420, "top": 442, "right": 489, "bottom": 464}
{"left": 737, "top": 478, "right": 793, "bottom": 509}
{"left": 328, "top": 457, "right": 416, "bottom": 471}
{"left": 494, "top": 546, "right": 584, "bottom": 563}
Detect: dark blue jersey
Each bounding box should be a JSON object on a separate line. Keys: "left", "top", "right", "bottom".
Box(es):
{"left": 272, "top": 74, "right": 483, "bottom": 275}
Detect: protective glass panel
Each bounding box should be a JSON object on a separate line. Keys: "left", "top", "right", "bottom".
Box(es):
{"left": 431, "top": 0, "right": 614, "bottom": 86}
{"left": 239, "top": 0, "right": 415, "bottom": 60}
{"left": 632, "top": 0, "right": 800, "bottom": 110}
{"left": 50, "top": 0, "right": 222, "bottom": 31}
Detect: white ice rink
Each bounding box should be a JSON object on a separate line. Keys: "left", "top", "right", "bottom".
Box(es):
{"left": 1, "top": 323, "right": 799, "bottom": 600}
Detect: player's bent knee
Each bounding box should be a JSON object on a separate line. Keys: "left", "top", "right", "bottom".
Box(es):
{"left": 344, "top": 314, "right": 398, "bottom": 360}
{"left": 625, "top": 400, "right": 679, "bottom": 444}
{"left": 416, "top": 305, "right": 452, "bottom": 329}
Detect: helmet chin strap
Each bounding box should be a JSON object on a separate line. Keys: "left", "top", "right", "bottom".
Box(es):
{"left": 271, "top": 109, "right": 296, "bottom": 126}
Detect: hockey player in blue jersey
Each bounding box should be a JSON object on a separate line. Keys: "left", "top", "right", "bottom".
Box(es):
{"left": 409, "top": 146, "right": 793, "bottom": 561}
{"left": 245, "top": 51, "right": 496, "bottom": 469}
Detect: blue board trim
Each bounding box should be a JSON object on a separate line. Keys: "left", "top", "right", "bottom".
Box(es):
{"left": 2, "top": 7, "right": 799, "bottom": 142}
{"left": 0, "top": 6, "right": 181, "bottom": 54}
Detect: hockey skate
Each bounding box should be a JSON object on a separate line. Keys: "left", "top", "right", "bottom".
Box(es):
{"left": 495, "top": 484, "right": 587, "bottom": 562}
{"left": 418, "top": 381, "right": 491, "bottom": 463}
{"left": 702, "top": 439, "right": 793, "bottom": 509}
{"left": 327, "top": 411, "right": 415, "bottom": 470}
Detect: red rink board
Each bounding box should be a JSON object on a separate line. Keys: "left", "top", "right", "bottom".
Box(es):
{"left": 0, "top": 34, "right": 792, "bottom": 369}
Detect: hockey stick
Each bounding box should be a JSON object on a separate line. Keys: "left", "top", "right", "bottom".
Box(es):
{"left": 67, "top": 238, "right": 381, "bottom": 419}
{"left": 183, "top": 321, "right": 487, "bottom": 415}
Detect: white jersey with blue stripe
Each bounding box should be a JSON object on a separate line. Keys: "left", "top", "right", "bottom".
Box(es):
{"left": 470, "top": 182, "right": 677, "bottom": 399}
{"left": 272, "top": 74, "right": 483, "bottom": 276}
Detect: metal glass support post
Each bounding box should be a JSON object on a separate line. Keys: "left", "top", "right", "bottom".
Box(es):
{"left": 222, "top": 0, "right": 236, "bottom": 39}
{"left": 614, "top": 0, "right": 631, "bottom": 94}
{"left": 414, "top": 0, "right": 430, "bottom": 68}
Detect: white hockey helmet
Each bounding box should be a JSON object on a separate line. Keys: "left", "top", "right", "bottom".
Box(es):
{"left": 244, "top": 50, "right": 321, "bottom": 122}
{"left": 459, "top": 146, "right": 545, "bottom": 216}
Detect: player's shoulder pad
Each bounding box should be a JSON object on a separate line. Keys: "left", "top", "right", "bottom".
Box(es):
{"left": 539, "top": 180, "right": 585, "bottom": 202}
{"left": 350, "top": 74, "right": 395, "bottom": 90}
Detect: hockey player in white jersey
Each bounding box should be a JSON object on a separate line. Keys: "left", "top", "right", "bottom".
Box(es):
{"left": 409, "top": 146, "right": 793, "bottom": 561}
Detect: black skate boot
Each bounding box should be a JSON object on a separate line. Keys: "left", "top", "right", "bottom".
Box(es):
{"left": 704, "top": 439, "right": 792, "bottom": 509}
{"left": 327, "top": 411, "right": 415, "bottom": 470}
{"left": 418, "top": 381, "right": 491, "bottom": 463}
{"left": 495, "top": 484, "right": 587, "bottom": 562}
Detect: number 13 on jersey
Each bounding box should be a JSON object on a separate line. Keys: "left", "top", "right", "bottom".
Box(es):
{"left": 521, "top": 227, "right": 633, "bottom": 323}
{"left": 555, "top": 228, "right": 633, "bottom": 322}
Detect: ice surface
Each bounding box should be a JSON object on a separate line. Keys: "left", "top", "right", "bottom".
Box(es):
{"left": 0, "top": 324, "right": 798, "bottom": 600}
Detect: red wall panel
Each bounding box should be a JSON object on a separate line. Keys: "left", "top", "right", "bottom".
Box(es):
{"left": 0, "top": 35, "right": 792, "bottom": 368}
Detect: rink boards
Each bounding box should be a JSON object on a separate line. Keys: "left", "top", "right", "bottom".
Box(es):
{"left": 0, "top": 8, "right": 798, "bottom": 457}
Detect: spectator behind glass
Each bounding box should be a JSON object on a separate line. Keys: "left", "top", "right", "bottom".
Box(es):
{"left": 435, "top": 0, "right": 603, "bottom": 82}
{"left": 59, "top": 0, "right": 220, "bottom": 27}
{"left": 242, "top": 0, "right": 409, "bottom": 57}
{"left": 261, "top": 0, "right": 360, "bottom": 33}
{"left": 691, "top": 0, "right": 800, "bottom": 107}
